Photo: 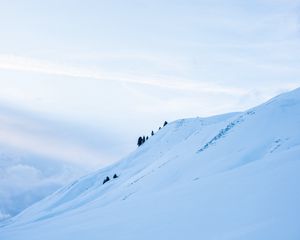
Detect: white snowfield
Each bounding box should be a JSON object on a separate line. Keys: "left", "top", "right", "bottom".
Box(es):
{"left": 1, "top": 88, "right": 300, "bottom": 239}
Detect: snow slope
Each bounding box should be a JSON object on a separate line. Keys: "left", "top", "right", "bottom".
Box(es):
{"left": 1, "top": 88, "right": 300, "bottom": 239}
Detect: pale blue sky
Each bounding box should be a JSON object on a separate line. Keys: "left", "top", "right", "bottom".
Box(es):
{"left": 0, "top": 0, "right": 300, "bottom": 165}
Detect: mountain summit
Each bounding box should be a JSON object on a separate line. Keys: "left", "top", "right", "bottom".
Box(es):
{"left": 1, "top": 88, "right": 300, "bottom": 240}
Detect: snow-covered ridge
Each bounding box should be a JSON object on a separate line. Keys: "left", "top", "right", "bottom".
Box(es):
{"left": 1, "top": 88, "right": 300, "bottom": 240}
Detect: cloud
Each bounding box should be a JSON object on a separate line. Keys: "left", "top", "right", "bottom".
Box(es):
{"left": 0, "top": 102, "right": 121, "bottom": 167}
{"left": 0, "top": 160, "right": 82, "bottom": 220}
{"left": 0, "top": 54, "right": 247, "bottom": 96}
{"left": 0, "top": 105, "right": 95, "bottom": 220}
{"left": 0, "top": 127, "right": 105, "bottom": 166}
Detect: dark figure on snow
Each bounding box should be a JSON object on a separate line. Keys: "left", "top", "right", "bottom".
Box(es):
{"left": 137, "top": 136, "right": 143, "bottom": 147}
{"left": 163, "top": 121, "right": 168, "bottom": 127}
{"left": 113, "top": 174, "right": 118, "bottom": 179}
{"left": 103, "top": 176, "right": 110, "bottom": 184}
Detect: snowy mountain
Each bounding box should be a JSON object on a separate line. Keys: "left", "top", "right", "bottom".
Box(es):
{"left": 1, "top": 88, "right": 300, "bottom": 239}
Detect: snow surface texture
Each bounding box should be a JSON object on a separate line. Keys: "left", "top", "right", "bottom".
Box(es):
{"left": 1, "top": 88, "right": 300, "bottom": 239}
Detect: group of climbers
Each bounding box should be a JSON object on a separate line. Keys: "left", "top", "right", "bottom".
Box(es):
{"left": 103, "top": 174, "right": 118, "bottom": 184}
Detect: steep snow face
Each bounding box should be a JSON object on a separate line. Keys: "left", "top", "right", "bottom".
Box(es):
{"left": 1, "top": 88, "right": 300, "bottom": 240}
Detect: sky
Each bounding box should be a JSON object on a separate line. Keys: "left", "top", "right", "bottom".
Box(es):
{"left": 0, "top": 0, "right": 300, "bottom": 167}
